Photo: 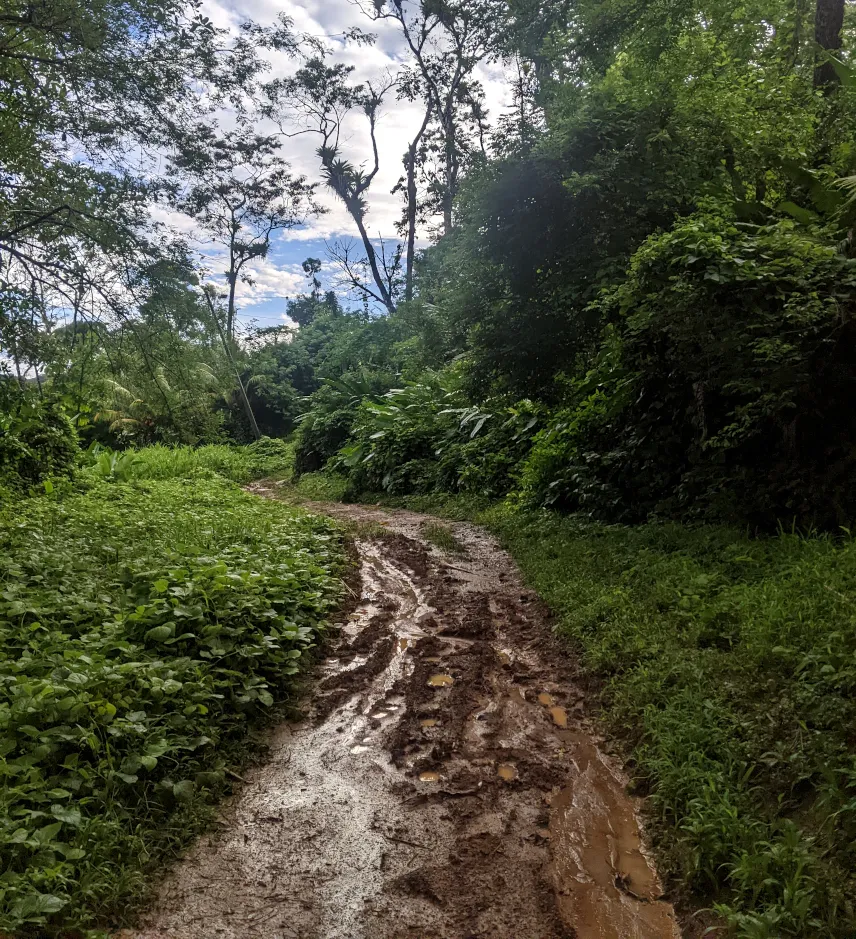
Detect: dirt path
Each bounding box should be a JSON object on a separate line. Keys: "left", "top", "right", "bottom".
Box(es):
{"left": 128, "top": 497, "right": 680, "bottom": 939}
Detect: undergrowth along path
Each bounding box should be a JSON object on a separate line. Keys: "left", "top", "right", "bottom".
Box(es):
{"left": 0, "top": 478, "right": 342, "bottom": 935}
{"left": 129, "top": 492, "right": 679, "bottom": 939}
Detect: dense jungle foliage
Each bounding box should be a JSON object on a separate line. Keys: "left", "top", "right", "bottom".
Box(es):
{"left": 3, "top": 0, "right": 856, "bottom": 933}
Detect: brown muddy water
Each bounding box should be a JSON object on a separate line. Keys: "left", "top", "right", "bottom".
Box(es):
{"left": 126, "top": 494, "right": 680, "bottom": 939}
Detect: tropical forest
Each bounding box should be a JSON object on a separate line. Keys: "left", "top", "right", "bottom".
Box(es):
{"left": 2, "top": 0, "right": 856, "bottom": 935}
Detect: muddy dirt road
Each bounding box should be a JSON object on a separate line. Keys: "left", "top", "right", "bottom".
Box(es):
{"left": 129, "top": 496, "right": 680, "bottom": 939}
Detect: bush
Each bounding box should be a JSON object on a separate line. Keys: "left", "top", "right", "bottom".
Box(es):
{"left": 293, "top": 373, "right": 391, "bottom": 477}
{"left": 0, "top": 384, "right": 78, "bottom": 493}
{"left": 0, "top": 478, "right": 342, "bottom": 933}
{"left": 337, "top": 373, "right": 543, "bottom": 498}
{"left": 518, "top": 211, "right": 856, "bottom": 528}
{"left": 338, "top": 376, "right": 461, "bottom": 495}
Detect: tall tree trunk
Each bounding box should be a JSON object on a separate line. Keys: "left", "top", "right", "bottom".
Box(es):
{"left": 205, "top": 290, "right": 261, "bottom": 440}
{"left": 351, "top": 200, "right": 396, "bottom": 313}
{"left": 441, "top": 102, "right": 457, "bottom": 236}
{"left": 405, "top": 152, "right": 417, "bottom": 302}
{"left": 226, "top": 271, "right": 237, "bottom": 342}
{"left": 75, "top": 337, "right": 92, "bottom": 428}
{"left": 405, "top": 105, "right": 432, "bottom": 303}
{"left": 322, "top": 152, "right": 396, "bottom": 313}
{"left": 814, "top": 0, "right": 845, "bottom": 88}
{"left": 443, "top": 140, "right": 454, "bottom": 236}
{"left": 10, "top": 338, "right": 24, "bottom": 389}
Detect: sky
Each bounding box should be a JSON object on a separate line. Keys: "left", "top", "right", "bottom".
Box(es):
{"left": 179, "top": 0, "right": 513, "bottom": 331}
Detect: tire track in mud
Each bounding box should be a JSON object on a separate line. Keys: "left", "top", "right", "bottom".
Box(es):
{"left": 126, "top": 497, "right": 680, "bottom": 939}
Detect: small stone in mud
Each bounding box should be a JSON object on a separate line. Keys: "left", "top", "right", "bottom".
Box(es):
{"left": 420, "top": 719, "right": 439, "bottom": 728}
{"left": 427, "top": 673, "right": 454, "bottom": 687}
{"left": 419, "top": 770, "right": 441, "bottom": 782}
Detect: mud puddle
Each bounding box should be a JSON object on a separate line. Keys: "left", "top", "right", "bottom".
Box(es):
{"left": 127, "top": 495, "right": 680, "bottom": 939}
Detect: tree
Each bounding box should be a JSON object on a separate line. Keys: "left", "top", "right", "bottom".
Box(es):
{"left": 0, "top": 0, "right": 291, "bottom": 423}
{"left": 814, "top": 0, "right": 846, "bottom": 87}
{"left": 0, "top": 0, "right": 229, "bottom": 330}
{"left": 394, "top": 68, "right": 434, "bottom": 302}
{"left": 266, "top": 57, "right": 400, "bottom": 313}
{"left": 201, "top": 285, "right": 261, "bottom": 439}
{"left": 403, "top": 104, "right": 433, "bottom": 302}
{"left": 302, "top": 257, "right": 323, "bottom": 300}
{"left": 493, "top": 58, "right": 543, "bottom": 157}
{"left": 169, "top": 127, "right": 317, "bottom": 342}
{"left": 359, "top": 0, "right": 504, "bottom": 235}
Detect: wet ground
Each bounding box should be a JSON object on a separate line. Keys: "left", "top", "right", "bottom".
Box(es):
{"left": 127, "top": 495, "right": 681, "bottom": 939}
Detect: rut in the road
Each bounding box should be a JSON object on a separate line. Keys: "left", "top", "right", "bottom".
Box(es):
{"left": 127, "top": 498, "right": 680, "bottom": 939}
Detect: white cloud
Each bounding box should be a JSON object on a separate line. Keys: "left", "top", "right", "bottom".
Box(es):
{"left": 149, "top": 202, "right": 203, "bottom": 237}
{"left": 234, "top": 258, "right": 307, "bottom": 305}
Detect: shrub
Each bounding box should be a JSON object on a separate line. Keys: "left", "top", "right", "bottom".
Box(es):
{"left": 293, "top": 373, "right": 392, "bottom": 477}
{"left": 518, "top": 210, "right": 856, "bottom": 528}
{"left": 0, "top": 383, "right": 78, "bottom": 494}
{"left": 337, "top": 373, "right": 543, "bottom": 498}
{"left": 337, "top": 376, "right": 461, "bottom": 494}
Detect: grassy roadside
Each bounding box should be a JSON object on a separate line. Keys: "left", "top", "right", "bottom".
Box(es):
{"left": 0, "top": 469, "right": 344, "bottom": 936}
{"left": 286, "top": 482, "right": 856, "bottom": 938}
{"left": 84, "top": 438, "right": 298, "bottom": 485}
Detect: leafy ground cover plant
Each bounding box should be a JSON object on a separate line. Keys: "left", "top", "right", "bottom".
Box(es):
{"left": 0, "top": 477, "right": 343, "bottom": 934}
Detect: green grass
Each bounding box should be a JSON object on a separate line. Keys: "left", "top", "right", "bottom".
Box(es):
{"left": 480, "top": 509, "right": 856, "bottom": 935}
{"left": 323, "top": 484, "right": 856, "bottom": 937}
{"left": 0, "top": 476, "right": 343, "bottom": 935}
{"left": 84, "top": 437, "right": 297, "bottom": 485}
{"left": 420, "top": 521, "right": 466, "bottom": 555}
{"left": 292, "top": 471, "right": 348, "bottom": 502}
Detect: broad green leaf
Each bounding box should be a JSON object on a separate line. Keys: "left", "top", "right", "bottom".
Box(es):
{"left": 173, "top": 779, "right": 195, "bottom": 801}
{"left": 15, "top": 893, "right": 67, "bottom": 919}
{"left": 51, "top": 806, "right": 82, "bottom": 827}
{"left": 145, "top": 625, "right": 173, "bottom": 642}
